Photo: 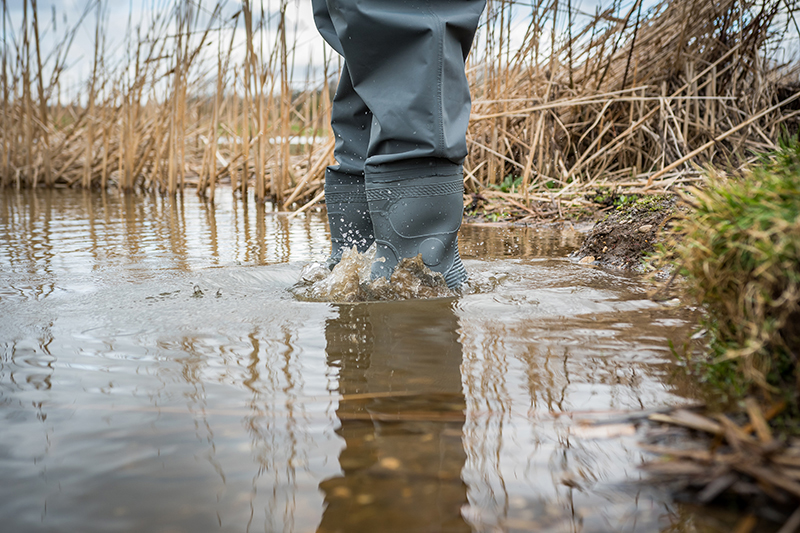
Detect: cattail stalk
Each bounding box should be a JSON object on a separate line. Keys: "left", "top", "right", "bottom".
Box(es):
{"left": 1, "top": 0, "right": 8, "bottom": 187}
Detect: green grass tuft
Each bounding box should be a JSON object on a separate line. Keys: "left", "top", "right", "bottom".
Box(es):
{"left": 671, "top": 135, "right": 800, "bottom": 400}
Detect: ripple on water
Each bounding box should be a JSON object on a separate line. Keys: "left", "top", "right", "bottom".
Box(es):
{"left": 0, "top": 190, "right": 736, "bottom": 533}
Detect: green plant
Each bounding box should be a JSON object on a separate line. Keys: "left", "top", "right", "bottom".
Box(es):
{"left": 634, "top": 195, "right": 667, "bottom": 211}
{"left": 489, "top": 175, "right": 523, "bottom": 193}
{"left": 672, "top": 135, "right": 800, "bottom": 398}
{"left": 486, "top": 211, "right": 510, "bottom": 222}
{"left": 588, "top": 189, "right": 667, "bottom": 211}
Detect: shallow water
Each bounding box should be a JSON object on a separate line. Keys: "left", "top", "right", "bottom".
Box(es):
{"left": 0, "top": 189, "right": 748, "bottom": 532}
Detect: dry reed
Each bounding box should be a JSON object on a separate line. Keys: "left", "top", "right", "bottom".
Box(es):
{"left": 1, "top": 0, "right": 798, "bottom": 213}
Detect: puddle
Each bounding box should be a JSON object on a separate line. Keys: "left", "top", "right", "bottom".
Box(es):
{"left": 0, "top": 189, "right": 753, "bottom": 532}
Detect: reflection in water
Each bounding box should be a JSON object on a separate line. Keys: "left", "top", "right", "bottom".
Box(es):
{"left": 459, "top": 224, "right": 584, "bottom": 260}
{"left": 456, "top": 267, "right": 707, "bottom": 531}
{"left": 5, "top": 327, "right": 56, "bottom": 393}
{"left": 321, "top": 300, "right": 470, "bottom": 532}
{"left": 240, "top": 320, "right": 328, "bottom": 533}
{"left": 0, "top": 189, "right": 330, "bottom": 286}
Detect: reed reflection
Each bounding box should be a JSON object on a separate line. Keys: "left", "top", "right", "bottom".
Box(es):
{"left": 0, "top": 189, "right": 330, "bottom": 279}
{"left": 319, "top": 299, "right": 470, "bottom": 533}
{"left": 459, "top": 224, "right": 583, "bottom": 259}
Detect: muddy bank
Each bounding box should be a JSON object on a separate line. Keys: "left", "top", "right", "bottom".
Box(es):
{"left": 571, "top": 194, "right": 678, "bottom": 271}
{"left": 467, "top": 191, "right": 681, "bottom": 271}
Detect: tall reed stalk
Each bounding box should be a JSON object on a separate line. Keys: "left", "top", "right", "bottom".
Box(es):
{"left": 0, "top": 0, "right": 797, "bottom": 211}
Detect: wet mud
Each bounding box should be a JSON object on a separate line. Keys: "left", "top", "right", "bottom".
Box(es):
{"left": 575, "top": 195, "right": 678, "bottom": 271}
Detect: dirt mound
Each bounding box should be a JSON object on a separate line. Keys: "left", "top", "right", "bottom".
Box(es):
{"left": 574, "top": 195, "right": 677, "bottom": 271}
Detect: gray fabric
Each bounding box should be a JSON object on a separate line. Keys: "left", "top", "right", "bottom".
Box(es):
{"left": 321, "top": 63, "right": 375, "bottom": 268}
{"left": 313, "top": 0, "right": 484, "bottom": 286}
{"left": 312, "top": 0, "right": 485, "bottom": 172}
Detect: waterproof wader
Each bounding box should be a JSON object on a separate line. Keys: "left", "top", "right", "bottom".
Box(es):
{"left": 313, "top": 0, "right": 486, "bottom": 289}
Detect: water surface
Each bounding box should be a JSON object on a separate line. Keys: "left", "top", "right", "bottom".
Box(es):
{"left": 0, "top": 189, "right": 737, "bottom": 532}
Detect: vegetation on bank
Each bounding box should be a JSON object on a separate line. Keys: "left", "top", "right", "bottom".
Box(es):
{"left": 666, "top": 136, "right": 800, "bottom": 407}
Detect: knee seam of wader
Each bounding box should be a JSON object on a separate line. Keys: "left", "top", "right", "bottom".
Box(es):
{"left": 365, "top": 179, "right": 462, "bottom": 203}
{"left": 365, "top": 158, "right": 461, "bottom": 181}
{"left": 325, "top": 183, "right": 367, "bottom": 205}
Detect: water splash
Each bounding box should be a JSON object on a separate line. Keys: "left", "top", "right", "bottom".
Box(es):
{"left": 290, "top": 246, "right": 458, "bottom": 302}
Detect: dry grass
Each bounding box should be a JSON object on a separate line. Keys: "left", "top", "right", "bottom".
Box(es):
{"left": 1, "top": 0, "right": 335, "bottom": 205}
{"left": 1, "top": 0, "right": 799, "bottom": 213}
{"left": 466, "top": 0, "right": 800, "bottom": 210}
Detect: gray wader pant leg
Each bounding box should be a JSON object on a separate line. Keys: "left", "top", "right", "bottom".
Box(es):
{"left": 313, "top": 0, "right": 485, "bottom": 289}
{"left": 323, "top": 63, "right": 375, "bottom": 269}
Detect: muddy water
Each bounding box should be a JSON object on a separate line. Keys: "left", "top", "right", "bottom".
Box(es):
{"left": 0, "top": 189, "right": 737, "bottom": 532}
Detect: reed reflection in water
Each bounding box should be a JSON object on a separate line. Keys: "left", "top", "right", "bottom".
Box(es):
{"left": 0, "top": 189, "right": 330, "bottom": 281}
{"left": 0, "top": 189, "right": 735, "bottom": 532}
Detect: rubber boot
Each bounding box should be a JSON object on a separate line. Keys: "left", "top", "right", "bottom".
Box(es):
{"left": 366, "top": 170, "right": 468, "bottom": 289}
{"left": 325, "top": 175, "right": 374, "bottom": 270}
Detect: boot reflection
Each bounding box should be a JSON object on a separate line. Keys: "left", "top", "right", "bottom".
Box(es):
{"left": 319, "top": 299, "right": 470, "bottom": 533}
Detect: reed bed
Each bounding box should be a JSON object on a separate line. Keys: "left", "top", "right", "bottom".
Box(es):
{"left": 467, "top": 0, "right": 800, "bottom": 209}
{"left": 1, "top": 0, "right": 799, "bottom": 213}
